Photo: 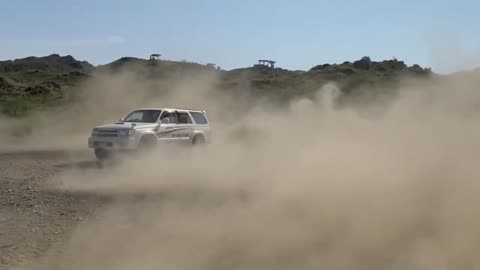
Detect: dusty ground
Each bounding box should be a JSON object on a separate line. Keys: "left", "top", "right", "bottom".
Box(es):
{"left": 0, "top": 150, "right": 106, "bottom": 270}
{"left": 0, "top": 148, "right": 247, "bottom": 270}
{"left": 3, "top": 79, "right": 480, "bottom": 269}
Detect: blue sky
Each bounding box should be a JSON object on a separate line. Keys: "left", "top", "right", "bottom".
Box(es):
{"left": 1, "top": 0, "right": 479, "bottom": 73}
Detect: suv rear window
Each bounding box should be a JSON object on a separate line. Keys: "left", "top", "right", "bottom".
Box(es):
{"left": 177, "top": 112, "right": 192, "bottom": 124}
{"left": 190, "top": 112, "right": 208, "bottom": 124}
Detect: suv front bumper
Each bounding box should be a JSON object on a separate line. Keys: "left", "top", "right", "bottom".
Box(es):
{"left": 88, "top": 136, "right": 139, "bottom": 150}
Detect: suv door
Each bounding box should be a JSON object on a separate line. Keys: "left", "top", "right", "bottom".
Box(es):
{"left": 156, "top": 111, "right": 178, "bottom": 143}
{"left": 174, "top": 111, "right": 194, "bottom": 144}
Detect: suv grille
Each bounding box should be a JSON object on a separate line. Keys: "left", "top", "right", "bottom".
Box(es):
{"left": 96, "top": 129, "right": 118, "bottom": 137}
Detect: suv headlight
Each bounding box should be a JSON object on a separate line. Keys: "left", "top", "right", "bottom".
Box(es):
{"left": 118, "top": 129, "right": 135, "bottom": 136}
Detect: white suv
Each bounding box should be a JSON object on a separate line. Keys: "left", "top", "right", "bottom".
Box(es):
{"left": 88, "top": 108, "right": 211, "bottom": 160}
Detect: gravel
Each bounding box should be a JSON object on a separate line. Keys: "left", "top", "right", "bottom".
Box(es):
{"left": 0, "top": 150, "right": 104, "bottom": 270}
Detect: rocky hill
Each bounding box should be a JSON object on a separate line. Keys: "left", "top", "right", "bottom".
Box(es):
{"left": 0, "top": 54, "right": 94, "bottom": 116}
{"left": 0, "top": 54, "right": 94, "bottom": 73}
{"left": 0, "top": 54, "right": 433, "bottom": 117}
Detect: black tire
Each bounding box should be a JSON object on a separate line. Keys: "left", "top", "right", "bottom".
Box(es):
{"left": 192, "top": 135, "right": 206, "bottom": 146}
{"left": 137, "top": 135, "right": 157, "bottom": 153}
{"left": 94, "top": 148, "right": 112, "bottom": 160}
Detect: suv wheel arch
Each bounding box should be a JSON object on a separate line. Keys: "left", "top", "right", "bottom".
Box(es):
{"left": 192, "top": 134, "right": 206, "bottom": 145}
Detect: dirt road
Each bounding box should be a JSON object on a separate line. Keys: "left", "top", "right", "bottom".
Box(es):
{"left": 0, "top": 150, "right": 106, "bottom": 269}
{"left": 0, "top": 148, "right": 247, "bottom": 270}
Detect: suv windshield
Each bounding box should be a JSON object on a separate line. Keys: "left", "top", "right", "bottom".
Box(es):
{"left": 123, "top": 110, "right": 161, "bottom": 123}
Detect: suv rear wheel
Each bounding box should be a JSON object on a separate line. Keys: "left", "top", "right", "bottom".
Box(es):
{"left": 192, "top": 135, "right": 206, "bottom": 146}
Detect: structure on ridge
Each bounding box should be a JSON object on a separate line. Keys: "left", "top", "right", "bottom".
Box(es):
{"left": 254, "top": 59, "right": 276, "bottom": 68}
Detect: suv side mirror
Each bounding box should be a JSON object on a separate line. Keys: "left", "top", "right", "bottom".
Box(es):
{"left": 160, "top": 118, "right": 170, "bottom": 124}
{"left": 118, "top": 118, "right": 124, "bottom": 122}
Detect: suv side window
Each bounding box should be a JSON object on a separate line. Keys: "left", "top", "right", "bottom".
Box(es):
{"left": 177, "top": 112, "right": 192, "bottom": 124}
{"left": 190, "top": 112, "right": 208, "bottom": 124}
{"left": 160, "top": 112, "right": 177, "bottom": 124}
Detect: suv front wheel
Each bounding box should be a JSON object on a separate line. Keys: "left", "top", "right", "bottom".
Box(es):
{"left": 94, "top": 148, "right": 112, "bottom": 160}
{"left": 137, "top": 135, "right": 157, "bottom": 152}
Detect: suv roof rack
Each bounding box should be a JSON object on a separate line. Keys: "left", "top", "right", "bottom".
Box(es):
{"left": 134, "top": 107, "right": 206, "bottom": 113}
{"left": 177, "top": 108, "right": 206, "bottom": 113}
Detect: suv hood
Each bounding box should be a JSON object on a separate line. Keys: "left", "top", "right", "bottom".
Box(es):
{"left": 95, "top": 122, "right": 158, "bottom": 130}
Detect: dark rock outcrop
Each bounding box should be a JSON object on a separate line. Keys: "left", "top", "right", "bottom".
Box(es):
{"left": 353, "top": 56, "right": 372, "bottom": 70}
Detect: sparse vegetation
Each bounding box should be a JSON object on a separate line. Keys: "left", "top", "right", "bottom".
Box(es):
{"left": 0, "top": 54, "right": 433, "bottom": 117}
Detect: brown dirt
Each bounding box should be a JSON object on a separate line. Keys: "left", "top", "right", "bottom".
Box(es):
{"left": 0, "top": 150, "right": 105, "bottom": 270}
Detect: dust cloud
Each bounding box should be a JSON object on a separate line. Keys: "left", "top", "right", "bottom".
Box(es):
{"left": 11, "top": 67, "right": 480, "bottom": 269}
{"left": 0, "top": 65, "right": 239, "bottom": 151}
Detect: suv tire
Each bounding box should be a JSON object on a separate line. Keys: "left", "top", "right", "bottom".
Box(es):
{"left": 192, "top": 135, "right": 206, "bottom": 146}
{"left": 138, "top": 135, "right": 157, "bottom": 153}
{"left": 94, "top": 148, "right": 112, "bottom": 160}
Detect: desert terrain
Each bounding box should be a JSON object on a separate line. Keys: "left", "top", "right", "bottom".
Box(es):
{"left": 1, "top": 55, "right": 480, "bottom": 269}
